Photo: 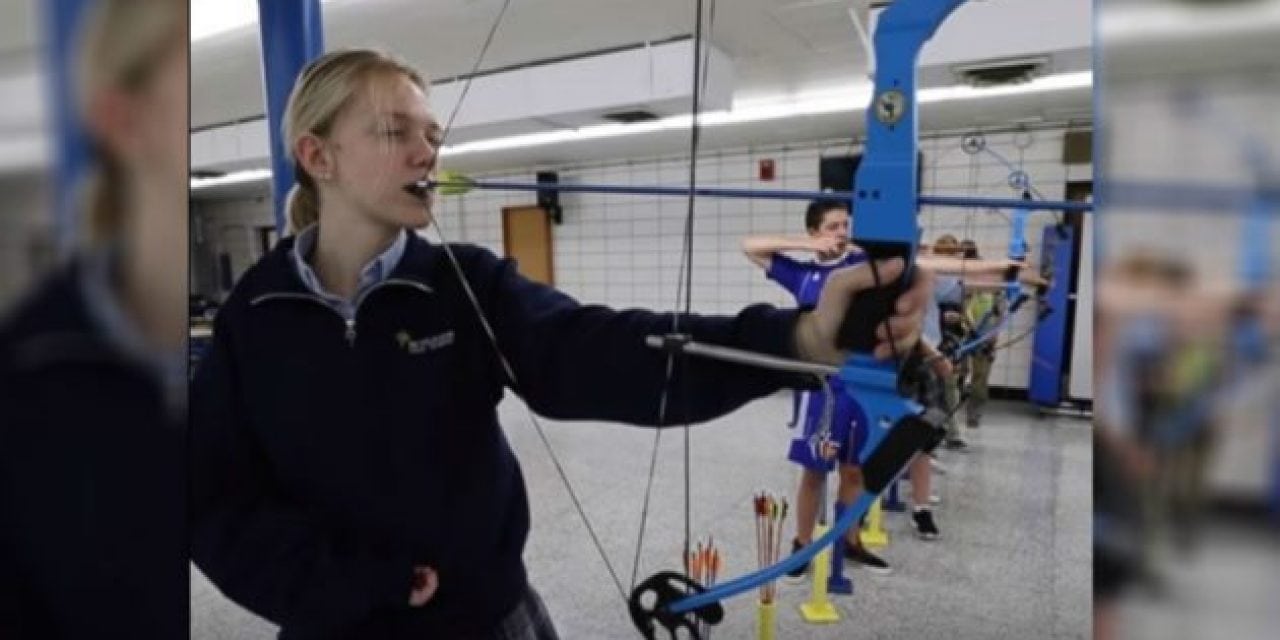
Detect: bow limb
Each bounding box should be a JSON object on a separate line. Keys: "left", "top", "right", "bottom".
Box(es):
{"left": 662, "top": 355, "right": 945, "bottom": 616}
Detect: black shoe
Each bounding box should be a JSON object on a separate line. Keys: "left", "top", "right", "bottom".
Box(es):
{"left": 843, "top": 542, "right": 892, "bottom": 575}
{"left": 785, "top": 538, "right": 810, "bottom": 581}
{"left": 944, "top": 437, "right": 968, "bottom": 451}
{"left": 913, "top": 508, "right": 940, "bottom": 540}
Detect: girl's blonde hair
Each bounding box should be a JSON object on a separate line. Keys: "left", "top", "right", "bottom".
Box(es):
{"left": 75, "top": 0, "right": 186, "bottom": 245}
{"left": 281, "top": 48, "right": 426, "bottom": 234}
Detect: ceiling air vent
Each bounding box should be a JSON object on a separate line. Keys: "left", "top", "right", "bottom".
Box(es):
{"left": 953, "top": 56, "right": 1048, "bottom": 87}
{"left": 602, "top": 109, "right": 659, "bottom": 124}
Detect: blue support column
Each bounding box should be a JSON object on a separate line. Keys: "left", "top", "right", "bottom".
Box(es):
{"left": 258, "top": 0, "right": 324, "bottom": 235}
{"left": 1028, "top": 225, "right": 1076, "bottom": 406}
{"left": 43, "top": 0, "right": 93, "bottom": 254}
{"left": 1241, "top": 195, "right": 1276, "bottom": 518}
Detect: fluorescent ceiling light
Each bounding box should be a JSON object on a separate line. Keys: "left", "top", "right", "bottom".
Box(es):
{"left": 192, "top": 0, "right": 337, "bottom": 42}
{"left": 920, "top": 71, "right": 1092, "bottom": 103}
{"left": 443, "top": 71, "right": 1092, "bottom": 156}
{"left": 190, "top": 71, "right": 1091, "bottom": 187}
{"left": 190, "top": 168, "right": 273, "bottom": 189}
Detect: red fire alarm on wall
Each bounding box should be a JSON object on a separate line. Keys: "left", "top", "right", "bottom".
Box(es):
{"left": 758, "top": 158, "right": 775, "bottom": 181}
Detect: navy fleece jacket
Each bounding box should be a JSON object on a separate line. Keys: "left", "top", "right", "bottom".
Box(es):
{"left": 191, "top": 233, "right": 814, "bottom": 638}
{"left": 0, "top": 261, "right": 186, "bottom": 639}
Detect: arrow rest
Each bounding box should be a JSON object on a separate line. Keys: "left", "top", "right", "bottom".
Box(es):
{"left": 629, "top": 572, "right": 724, "bottom": 640}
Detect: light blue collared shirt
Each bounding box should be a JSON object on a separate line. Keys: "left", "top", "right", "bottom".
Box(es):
{"left": 290, "top": 224, "right": 408, "bottom": 320}
{"left": 923, "top": 275, "right": 964, "bottom": 345}
{"left": 78, "top": 248, "right": 187, "bottom": 415}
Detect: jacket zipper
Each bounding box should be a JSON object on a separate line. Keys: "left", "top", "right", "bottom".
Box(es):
{"left": 250, "top": 279, "right": 434, "bottom": 348}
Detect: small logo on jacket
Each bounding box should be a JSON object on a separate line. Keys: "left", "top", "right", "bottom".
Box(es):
{"left": 395, "top": 330, "right": 454, "bottom": 354}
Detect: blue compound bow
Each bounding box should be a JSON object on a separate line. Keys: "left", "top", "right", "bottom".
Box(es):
{"left": 629, "top": 2, "right": 964, "bottom": 636}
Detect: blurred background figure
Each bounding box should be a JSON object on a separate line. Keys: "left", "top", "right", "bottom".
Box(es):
{"left": 1098, "top": 0, "right": 1280, "bottom": 638}
{"left": 0, "top": 0, "right": 188, "bottom": 638}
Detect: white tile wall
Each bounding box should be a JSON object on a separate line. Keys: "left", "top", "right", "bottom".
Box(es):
{"left": 428, "top": 127, "right": 1092, "bottom": 391}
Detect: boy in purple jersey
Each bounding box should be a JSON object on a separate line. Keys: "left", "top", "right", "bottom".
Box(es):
{"left": 743, "top": 200, "right": 892, "bottom": 576}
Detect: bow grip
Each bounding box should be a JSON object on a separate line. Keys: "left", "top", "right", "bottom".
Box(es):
{"left": 836, "top": 240, "right": 914, "bottom": 353}
{"left": 1003, "top": 263, "right": 1021, "bottom": 283}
